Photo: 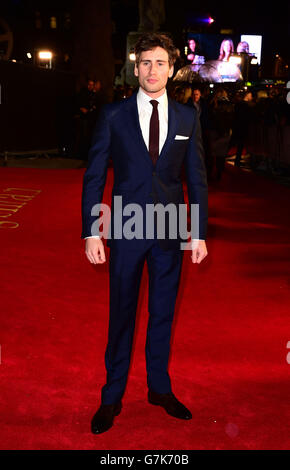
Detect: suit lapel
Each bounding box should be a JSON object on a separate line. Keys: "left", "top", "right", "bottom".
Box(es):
{"left": 123, "top": 92, "right": 177, "bottom": 168}
{"left": 124, "top": 92, "right": 153, "bottom": 168}
{"left": 156, "top": 97, "right": 177, "bottom": 167}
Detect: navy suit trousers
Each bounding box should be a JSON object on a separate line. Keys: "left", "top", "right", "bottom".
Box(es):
{"left": 101, "top": 240, "right": 184, "bottom": 405}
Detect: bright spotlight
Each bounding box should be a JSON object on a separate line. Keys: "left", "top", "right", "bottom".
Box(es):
{"left": 39, "top": 51, "right": 52, "bottom": 60}
{"left": 38, "top": 51, "right": 53, "bottom": 69}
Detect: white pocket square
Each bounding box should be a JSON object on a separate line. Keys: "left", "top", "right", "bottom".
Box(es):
{"left": 175, "top": 135, "right": 189, "bottom": 140}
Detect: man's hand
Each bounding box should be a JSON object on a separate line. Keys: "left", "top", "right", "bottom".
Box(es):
{"left": 85, "top": 238, "right": 106, "bottom": 264}
{"left": 191, "top": 240, "right": 208, "bottom": 264}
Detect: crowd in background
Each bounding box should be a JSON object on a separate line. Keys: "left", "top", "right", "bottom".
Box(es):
{"left": 71, "top": 78, "right": 290, "bottom": 182}
{"left": 169, "top": 82, "right": 290, "bottom": 181}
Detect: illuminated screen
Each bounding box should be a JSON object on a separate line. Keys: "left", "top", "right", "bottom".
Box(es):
{"left": 182, "top": 33, "right": 242, "bottom": 83}
{"left": 187, "top": 33, "right": 239, "bottom": 61}
{"left": 175, "top": 33, "right": 263, "bottom": 83}
{"left": 240, "top": 35, "right": 262, "bottom": 64}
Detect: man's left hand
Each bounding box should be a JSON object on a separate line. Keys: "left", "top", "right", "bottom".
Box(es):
{"left": 191, "top": 240, "right": 208, "bottom": 264}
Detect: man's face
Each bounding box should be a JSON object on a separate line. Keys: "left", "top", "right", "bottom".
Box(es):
{"left": 87, "top": 80, "right": 94, "bottom": 91}
{"left": 244, "top": 92, "right": 253, "bottom": 102}
{"left": 193, "top": 89, "right": 201, "bottom": 102}
{"left": 134, "top": 46, "right": 174, "bottom": 98}
{"left": 94, "top": 80, "right": 101, "bottom": 92}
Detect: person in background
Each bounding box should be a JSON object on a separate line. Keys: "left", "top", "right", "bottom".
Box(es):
{"left": 208, "top": 87, "right": 234, "bottom": 179}
{"left": 76, "top": 78, "right": 99, "bottom": 160}
{"left": 232, "top": 90, "right": 254, "bottom": 167}
{"left": 237, "top": 41, "right": 250, "bottom": 54}
{"left": 174, "top": 84, "right": 192, "bottom": 104}
{"left": 92, "top": 80, "right": 106, "bottom": 121}
{"left": 78, "top": 78, "right": 96, "bottom": 116}
{"left": 187, "top": 38, "right": 205, "bottom": 65}
{"left": 218, "top": 38, "right": 234, "bottom": 62}
{"left": 186, "top": 87, "right": 210, "bottom": 175}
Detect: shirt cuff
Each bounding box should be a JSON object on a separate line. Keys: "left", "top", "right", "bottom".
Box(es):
{"left": 191, "top": 238, "right": 204, "bottom": 248}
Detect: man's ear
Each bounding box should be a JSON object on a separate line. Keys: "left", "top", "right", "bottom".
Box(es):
{"left": 169, "top": 65, "right": 174, "bottom": 78}
{"left": 134, "top": 63, "right": 139, "bottom": 77}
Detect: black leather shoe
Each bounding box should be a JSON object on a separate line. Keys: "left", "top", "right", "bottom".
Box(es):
{"left": 91, "top": 401, "right": 122, "bottom": 434}
{"left": 148, "top": 390, "right": 192, "bottom": 420}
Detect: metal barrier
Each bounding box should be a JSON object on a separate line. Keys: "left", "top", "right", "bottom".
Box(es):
{"left": 0, "top": 149, "right": 59, "bottom": 166}
{"left": 247, "top": 122, "right": 290, "bottom": 167}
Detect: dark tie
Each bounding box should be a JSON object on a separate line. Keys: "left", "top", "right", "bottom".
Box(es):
{"left": 149, "top": 100, "right": 159, "bottom": 165}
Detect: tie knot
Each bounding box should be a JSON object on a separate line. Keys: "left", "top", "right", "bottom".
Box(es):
{"left": 150, "top": 100, "right": 159, "bottom": 109}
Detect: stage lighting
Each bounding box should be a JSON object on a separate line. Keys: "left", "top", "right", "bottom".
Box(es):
{"left": 39, "top": 51, "right": 52, "bottom": 60}
{"left": 229, "top": 56, "right": 242, "bottom": 65}
{"left": 250, "top": 57, "right": 258, "bottom": 65}
{"left": 27, "top": 52, "right": 32, "bottom": 59}
{"left": 38, "top": 51, "right": 53, "bottom": 68}
{"left": 194, "top": 15, "right": 215, "bottom": 25}
{"left": 129, "top": 52, "right": 136, "bottom": 61}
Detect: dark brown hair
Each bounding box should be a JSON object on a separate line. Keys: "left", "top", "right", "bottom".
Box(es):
{"left": 134, "top": 33, "right": 179, "bottom": 66}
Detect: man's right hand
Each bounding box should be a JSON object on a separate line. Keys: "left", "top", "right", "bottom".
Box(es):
{"left": 85, "top": 238, "right": 106, "bottom": 264}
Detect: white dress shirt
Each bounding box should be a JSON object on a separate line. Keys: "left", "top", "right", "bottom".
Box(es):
{"left": 137, "top": 87, "right": 168, "bottom": 154}
{"left": 85, "top": 87, "right": 203, "bottom": 244}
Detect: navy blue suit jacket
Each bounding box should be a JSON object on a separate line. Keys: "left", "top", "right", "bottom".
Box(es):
{"left": 81, "top": 91, "right": 208, "bottom": 251}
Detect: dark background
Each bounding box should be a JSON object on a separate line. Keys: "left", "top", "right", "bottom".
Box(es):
{"left": 1, "top": 0, "right": 289, "bottom": 153}
{"left": 1, "top": 0, "right": 290, "bottom": 78}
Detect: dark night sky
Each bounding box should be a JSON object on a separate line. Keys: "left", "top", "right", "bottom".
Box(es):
{"left": 1, "top": 0, "right": 290, "bottom": 65}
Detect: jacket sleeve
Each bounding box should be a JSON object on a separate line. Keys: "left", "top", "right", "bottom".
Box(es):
{"left": 184, "top": 109, "right": 208, "bottom": 240}
{"left": 81, "top": 105, "right": 111, "bottom": 238}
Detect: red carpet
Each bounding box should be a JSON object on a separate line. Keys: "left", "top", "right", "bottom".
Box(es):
{"left": 0, "top": 164, "right": 289, "bottom": 450}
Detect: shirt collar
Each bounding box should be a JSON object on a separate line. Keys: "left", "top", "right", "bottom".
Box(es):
{"left": 137, "top": 87, "right": 168, "bottom": 111}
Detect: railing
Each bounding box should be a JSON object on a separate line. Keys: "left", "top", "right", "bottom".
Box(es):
{"left": 246, "top": 122, "right": 290, "bottom": 167}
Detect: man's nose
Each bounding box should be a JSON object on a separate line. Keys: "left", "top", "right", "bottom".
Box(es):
{"left": 149, "top": 62, "right": 158, "bottom": 74}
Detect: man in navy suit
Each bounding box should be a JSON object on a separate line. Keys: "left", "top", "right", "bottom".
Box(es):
{"left": 82, "top": 33, "right": 208, "bottom": 434}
